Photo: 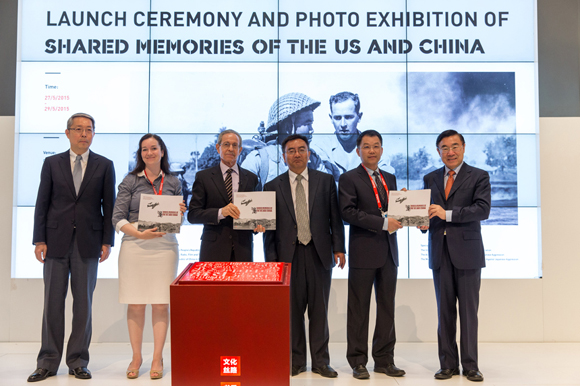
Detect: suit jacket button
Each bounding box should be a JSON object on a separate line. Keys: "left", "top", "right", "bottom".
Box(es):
{"left": 294, "top": 225, "right": 297, "bottom": 229}
{"left": 229, "top": 235, "right": 232, "bottom": 239}
{"left": 292, "top": 241, "right": 295, "bottom": 245}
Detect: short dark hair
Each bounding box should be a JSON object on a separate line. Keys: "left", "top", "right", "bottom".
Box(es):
{"left": 357, "top": 130, "right": 383, "bottom": 148}
{"left": 130, "top": 134, "right": 171, "bottom": 175}
{"left": 329, "top": 91, "right": 361, "bottom": 114}
{"left": 281, "top": 134, "right": 309, "bottom": 153}
{"left": 436, "top": 130, "right": 465, "bottom": 147}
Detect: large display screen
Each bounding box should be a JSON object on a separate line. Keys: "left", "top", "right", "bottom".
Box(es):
{"left": 13, "top": 0, "right": 540, "bottom": 279}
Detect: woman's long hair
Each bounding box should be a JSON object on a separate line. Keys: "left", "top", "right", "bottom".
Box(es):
{"left": 129, "top": 134, "right": 171, "bottom": 175}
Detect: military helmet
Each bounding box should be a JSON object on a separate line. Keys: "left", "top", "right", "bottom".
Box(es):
{"left": 266, "top": 92, "right": 320, "bottom": 132}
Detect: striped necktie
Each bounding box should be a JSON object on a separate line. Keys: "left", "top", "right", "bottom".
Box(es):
{"left": 225, "top": 168, "right": 233, "bottom": 203}
{"left": 373, "top": 171, "right": 388, "bottom": 209}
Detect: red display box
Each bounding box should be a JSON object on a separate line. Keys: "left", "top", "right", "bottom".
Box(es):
{"left": 170, "top": 262, "right": 291, "bottom": 386}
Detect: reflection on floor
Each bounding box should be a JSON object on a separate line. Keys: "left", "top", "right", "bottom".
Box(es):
{"left": 2, "top": 342, "right": 578, "bottom": 385}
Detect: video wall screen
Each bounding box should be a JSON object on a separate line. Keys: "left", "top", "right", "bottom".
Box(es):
{"left": 13, "top": 0, "right": 540, "bottom": 279}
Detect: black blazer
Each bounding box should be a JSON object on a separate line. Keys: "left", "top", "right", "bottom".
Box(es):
{"left": 188, "top": 164, "right": 259, "bottom": 262}
{"left": 339, "top": 164, "right": 398, "bottom": 269}
{"left": 263, "top": 169, "right": 345, "bottom": 270}
{"left": 33, "top": 150, "right": 116, "bottom": 259}
{"left": 423, "top": 163, "right": 491, "bottom": 270}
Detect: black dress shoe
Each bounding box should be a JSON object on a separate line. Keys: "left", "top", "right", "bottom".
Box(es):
{"left": 312, "top": 364, "right": 338, "bottom": 378}
{"left": 291, "top": 365, "right": 306, "bottom": 376}
{"left": 27, "top": 368, "right": 56, "bottom": 382}
{"left": 464, "top": 369, "right": 484, "bottom": 382}
{"left": 352, "top": 364, "right": 370, "bottom": 379}
{"left": 374, "top": 363, "right": 406, "bottom": 377}
{"left": 434, "top": 368, "right": 460, "bottom": 379}
{"left": 69, "top": 367, "right": 92, "bottom": 379}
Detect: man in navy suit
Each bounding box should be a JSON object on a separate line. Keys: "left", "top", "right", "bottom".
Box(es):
{"left": 188, "top": 129, "right": 262, "bottom": 262}
{"left": 421, "top": 130, "right": 491, "bottom": 382}
{"left": 339, "top": 130, "right": 405, "bottom": 380}
{"left": 28, "top": 113, "right": 115, "bottom": 382}
{"left": 264, "top": 134, "right": 345, "bottom": 378}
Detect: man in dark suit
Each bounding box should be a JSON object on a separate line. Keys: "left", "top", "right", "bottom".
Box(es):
{"left": 188, "top": 129, "right": 262, "bottom": 261}
{"left": 264, "top": 134, "right": 345, "bottom": 378}
{"left": 339, "top": 130, "right": 405, "bottom": 380}
{"left": 28, "top": 113, "right": 115, "bottom": 382}
{"left": 420, "top": 130, "right": 490, "bottom": 382}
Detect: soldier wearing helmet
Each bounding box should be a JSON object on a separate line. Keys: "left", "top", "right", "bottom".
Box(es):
{"left": 241, "top": 92, "right": 328, "bottom": 189}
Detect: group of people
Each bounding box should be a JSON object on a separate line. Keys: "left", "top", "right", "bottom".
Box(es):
{"left": 28, "top": 108, "right": 490, "bottom": 383}
{"left": 29, "top": 114, "right": 186, "bottom": 382}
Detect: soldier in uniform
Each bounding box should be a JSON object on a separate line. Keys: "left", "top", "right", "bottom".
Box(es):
{"left": 241, "top": 92, "right": 327, "bottom": 189}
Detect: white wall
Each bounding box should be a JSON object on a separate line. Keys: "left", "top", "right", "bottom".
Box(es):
{"left": 2, "top": 116, "right": 579, "bottom": 343}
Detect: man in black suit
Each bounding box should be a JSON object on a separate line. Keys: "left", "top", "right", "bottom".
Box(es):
{"left": 420, "top": 130, "right": 490, "bottom": 382}
{"left": 28, "top": 113, "right": 115, "bottom": 382}
{"left": 338, "top": 130, "right": 405, "bottom": 380}
{"left": 188, "top": 129, "right": 262, "bottom": 261}
{"left": 264, "top": 134, "right": 345, "bottom": 378}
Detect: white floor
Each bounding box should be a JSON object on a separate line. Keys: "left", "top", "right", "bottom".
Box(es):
{"left": 0, "top": 342, "right": 578, "bottom": 386}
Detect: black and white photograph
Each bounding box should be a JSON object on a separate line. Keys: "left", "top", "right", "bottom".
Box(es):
{"left": 233, "top": 192, "right": 276, "bottom": 230}
{"left": 137, "top": 194, "right": 183, "bottom": 234}
{"left": 387, "top": 189, "right": 431, "bottom": 227}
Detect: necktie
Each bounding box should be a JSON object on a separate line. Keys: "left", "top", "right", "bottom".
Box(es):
{"left": 73, "top": 155, "right": 82, "bottom": 195}
{"left": 373, "top": 171, "right": 388, "bottom": 210}
{"left": 295, "top": 174, "right": 311, "bottom": 245}
{"left": 445, "top": 170, "right": 455, "bottom": 199}
{"left": 225, "top": 168, "right": 233, "bottom": 203}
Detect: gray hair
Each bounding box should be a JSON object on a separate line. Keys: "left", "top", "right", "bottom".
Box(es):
{"left": 67, "top": 113, "right": 95, "bottom": 130}
{"left": 217, "top": 129, "right": 242, "bottom": 145}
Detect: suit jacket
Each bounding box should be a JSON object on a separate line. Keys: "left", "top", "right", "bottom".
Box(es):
{"left": 339, "top": 165, "right": 398, "bottom": 269}
{"left": 188, "top": 164, "right": 259, "bottom": 262}
{"left": 423, "top": 163, "right": 491, "bottom": 270}
{"left": 33, "top": 150, "right": 116, "bottom": 259}
{"left": 263, "top": 169, "right": 345, "bottom": 270}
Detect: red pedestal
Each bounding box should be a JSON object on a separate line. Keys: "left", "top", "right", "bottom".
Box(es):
{"left": 170, "top": 262, "right": 291, "bottom": 386}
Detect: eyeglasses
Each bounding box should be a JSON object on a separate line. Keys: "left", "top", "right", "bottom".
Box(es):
{"left": 285, "top": 148, "right": 308, "bottom": 155}
{"left": 439, "top": 145, "right": 463, "bottom": 154}
{"left": 69, "top": 128, "right": 94, "bottom": 135}
{"left": 360, "top": 145, "right": 381, "bottom": 151}
{"left": 220, "top": 142, "right": 240, "bottom": 149}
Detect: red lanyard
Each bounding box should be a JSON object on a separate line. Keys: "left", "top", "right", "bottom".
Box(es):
{"left": 364, "top": 164, "right": 389, "bottom": 211}
{"left": 143, "top": 170, "right": 164, "bottom": 195}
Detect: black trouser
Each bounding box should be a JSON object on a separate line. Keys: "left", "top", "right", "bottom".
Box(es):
{"left": 290, "top": 242, "right": 332, "bottom": 368}
{"left": 433, "top": 239, "right": 481, "bottom": 371}
{"left": 37, "top": 235, "right": 99, "bottom": 371}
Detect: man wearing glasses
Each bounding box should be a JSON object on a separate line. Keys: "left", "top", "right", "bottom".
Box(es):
{"left": 338, "top": 130, "right": 405, "bottom": 380}
{"left": 28, "top": 113, "right": 115, "bottom": 382}
{"left": 420, "top": 130, "right": 491, "bottom": 382}
{"left": 264, "top": 134, "right": 345, "bottom": 378}
{"left": 188, "top": 129, "right": 263, "bottom": 262}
